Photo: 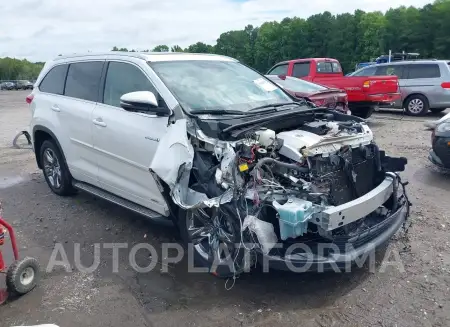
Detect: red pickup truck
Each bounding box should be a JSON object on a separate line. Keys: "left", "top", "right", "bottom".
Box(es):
{"left": 267, "top": 58, "right": 401, "bottom": 118}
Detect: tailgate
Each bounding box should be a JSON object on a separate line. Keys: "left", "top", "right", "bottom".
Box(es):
{"left": 364, "top": 76, "right": 399, "bottom": 95}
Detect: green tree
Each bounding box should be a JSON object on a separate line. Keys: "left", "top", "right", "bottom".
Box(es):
{"left": 185, "top": 42, "right": 214, "bottom": 53}
{"left": 171, "top": 45, "right": 183, "bottom": 52}
{"left": 152, "top": 45, "right": 169, "bottom": 52}
{"left": 4, "top": 1, "right": 450, "bottom": 78}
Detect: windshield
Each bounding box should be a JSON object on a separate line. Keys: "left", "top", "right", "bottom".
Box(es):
{"left": 267, "top": 75, "right": 327, "bottom": 93}
{"left": 150, "top": 60, "right": 292, "bottom": 113}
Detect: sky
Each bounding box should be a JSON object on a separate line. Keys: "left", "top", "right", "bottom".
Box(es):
{"left": 0, "top": 0, "right": 432, "bottom": 62}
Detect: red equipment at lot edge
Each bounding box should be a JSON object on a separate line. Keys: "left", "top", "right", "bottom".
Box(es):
{"left": 0, "top": 216, "right": 40, "bottom": 305}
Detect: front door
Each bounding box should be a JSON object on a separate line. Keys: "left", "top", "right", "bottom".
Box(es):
{"left": 92, "top": 61, "right": 169, "bottom": 215}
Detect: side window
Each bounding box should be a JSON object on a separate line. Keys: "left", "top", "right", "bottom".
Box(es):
{"left": 331, "top": 62, "right": 342, "bottom": 73}
{"left": 316, "top": 62, "right": 338, "bottom": 73}
{"left": 268, "top": 64, "right": 288, "bottom": 76}
{"left": 407, "top": 64, "right": 441, "bottom": 79}
{"left": 376, "top": 65, "right": 405, "bottom": 79}
{"left": 64, "top": 62, "right": 103, "bottom": 102}
{"left": 39, "top": 64, "right": 68, "bottom": 95}
{"left": 293, "top": 63, "right": 311, "bottom": 78}
{"left": 352, "top": 66, "right": 377, "bottom": 77}
{"left": 103, "top": 62, "right": 156, "bottom": 108}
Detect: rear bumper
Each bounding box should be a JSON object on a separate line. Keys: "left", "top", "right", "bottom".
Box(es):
{"left": 367, "top": 92, "right": 401, "bottom": 103}
{"left": 259, "top": 202, "right": 408, "bottom": 272}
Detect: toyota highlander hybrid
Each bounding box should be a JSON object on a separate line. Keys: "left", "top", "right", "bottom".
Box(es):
{"left": 28, "top": 52, "right": 410, "bottom": 277}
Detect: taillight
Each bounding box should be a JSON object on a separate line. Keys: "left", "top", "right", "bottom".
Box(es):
{"left": 26, "top": 94, "right": 34, "bottom": 104}
{"left": 441, "top": 82, "right": 450, "bottom": 89}
{"left": 313, "top": 99, "right": 326, "bottom": 107}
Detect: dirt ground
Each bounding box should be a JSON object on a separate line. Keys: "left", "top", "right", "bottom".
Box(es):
{"left": 0, "top": 90, "right": 449, "bottom": 327}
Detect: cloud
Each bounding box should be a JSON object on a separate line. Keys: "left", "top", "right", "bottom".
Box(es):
{"left": 0, "top": 0, "right": 432, "bottom": 61}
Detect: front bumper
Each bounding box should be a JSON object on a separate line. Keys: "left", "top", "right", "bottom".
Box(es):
{"left": 259, "top": 202, "right": 408, "bottom": 272}
{"left": 314, "top": 175, "right": 396, "bottom": 231}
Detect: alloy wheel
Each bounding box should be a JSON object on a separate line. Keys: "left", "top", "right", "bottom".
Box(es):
{"left": 43, "top": 148, "right": 62, "bottom": 189}
{"left": 408, "top": 98, "right": 424, "bottom": 114}
{"left": 186, "top": 207, "right": 238, "bottom": 264}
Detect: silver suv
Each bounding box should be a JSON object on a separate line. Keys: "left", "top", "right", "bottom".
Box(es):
{"left": 351, "top": 60, "right": 450, "bottom": 115}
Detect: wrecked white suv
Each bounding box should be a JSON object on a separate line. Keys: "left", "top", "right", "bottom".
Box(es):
{"left": 29, "top": 52, "right": 410, "bottom": 277}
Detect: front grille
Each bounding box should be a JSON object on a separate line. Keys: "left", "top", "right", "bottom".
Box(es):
{"left": 310, "top": 144, "right": 379, "bottom": 206}
{"left": 278, "top": 210, "right": 398, "bottom": 256}
{"left": 331, "top": 212, "right": 398, "bottom": 252}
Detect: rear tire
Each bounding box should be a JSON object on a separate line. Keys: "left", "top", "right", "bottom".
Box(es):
{"left": 352, "top": 106, "right": 374, "bottom": 119}
{"left": 40, "top": 140, "right": 74, "bottom": 196}
{"left": 405, "top": 95, "right": 429, "bottom": 116}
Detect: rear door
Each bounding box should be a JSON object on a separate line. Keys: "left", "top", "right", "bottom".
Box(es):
{"left": 35, "top": 61, "right": 103, "bottom": 186}
{"left": 91, "top": 60, "right": 169, "bottom": 215}
{"left": 58, "top": 61, "right": 104, "bottom": 185}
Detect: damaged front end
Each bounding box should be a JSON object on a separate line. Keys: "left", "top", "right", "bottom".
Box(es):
{"left": 151, "top": 111, "right": 410, "bottom": 276}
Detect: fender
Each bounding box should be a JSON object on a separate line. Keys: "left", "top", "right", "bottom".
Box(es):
{"left": 32, "top": 125, "right": 68, "bottom": 169}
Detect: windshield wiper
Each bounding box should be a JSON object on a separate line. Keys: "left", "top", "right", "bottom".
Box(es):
{"left": 248, "top": 101, "right": 301, "bottom": 112}
{"left": 190, "top": 109, "right": 246, "bottom": 115}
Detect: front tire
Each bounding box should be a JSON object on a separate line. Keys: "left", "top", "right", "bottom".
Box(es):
{"left": 178, "top": 207, "right": 244, "bottom": 278}
{"left": 40, "top": 140, "right": 74, "bottom": 196}
{"left": 405, "top": 95, "right": 429, "bottom": 116}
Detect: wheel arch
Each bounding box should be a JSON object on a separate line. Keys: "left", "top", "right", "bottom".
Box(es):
{"left": 32, "top": 125, "right": 67, "bottom": 169}
{"left": 403, "top": 92, "right": 429, "bottom": 109}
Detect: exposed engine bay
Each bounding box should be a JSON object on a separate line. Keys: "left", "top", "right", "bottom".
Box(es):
{"left": 150, "top": 110, "right": 409, "bottom": 274}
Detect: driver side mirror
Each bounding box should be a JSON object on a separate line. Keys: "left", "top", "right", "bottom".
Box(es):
{"left": 120, "top": 91, "right": 171, "bottom": 116}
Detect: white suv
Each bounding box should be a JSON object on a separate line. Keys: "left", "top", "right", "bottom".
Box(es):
{"left": 29, "top": 52, "right": 409, "bottom": 277}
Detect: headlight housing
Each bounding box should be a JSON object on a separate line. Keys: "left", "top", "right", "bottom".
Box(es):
{"left": 436, "top": 121, "right": 450, "bottom": 133}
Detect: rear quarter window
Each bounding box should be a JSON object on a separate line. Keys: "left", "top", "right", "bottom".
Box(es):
{"left": 407, "top": 64, "right": 441, "bottom": 79}
{"left": 39, "top": 64, "right": 69, "bottom": 95}
{"left": 64, "top": 61, "right": 104, "bottom": 102}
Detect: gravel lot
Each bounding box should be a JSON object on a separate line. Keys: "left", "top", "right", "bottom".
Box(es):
{"left": 1, "top": 90, "right": 450, "bottom": 327}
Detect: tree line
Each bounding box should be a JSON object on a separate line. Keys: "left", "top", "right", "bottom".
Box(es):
{"left": 0, "top": 58, "right": 44, "bottom": 81}
{"left": 1, "top": 0, "right": 449, "bottom": 80}
{"left": 113, "top": 1, "right": 450, "bottom": 73}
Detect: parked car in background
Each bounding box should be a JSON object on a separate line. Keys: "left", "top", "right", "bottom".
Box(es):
{"left": 16, "top": 80, "right": 34, "bottom": 90}
{"left": 0, "top": 82, "right": 15, "bottom": 90}
{"left": 350, "top": 60, "right": 450, "bottom": 116}
{"left": 429, "top": 118, "right": 450, "bottom": 169}
{"left": 265, "top": 74, "right": 350, "bottom": 114}
{"left": 267, "top": 58, "right": 401, "bottom": 119}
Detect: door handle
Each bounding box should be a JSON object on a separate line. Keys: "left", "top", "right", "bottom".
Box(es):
{"left": 51, "top": 104, "right": 60, "bottom": 112}
{"left": 93, "top": 118, "right": 107, "bottom": 127}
